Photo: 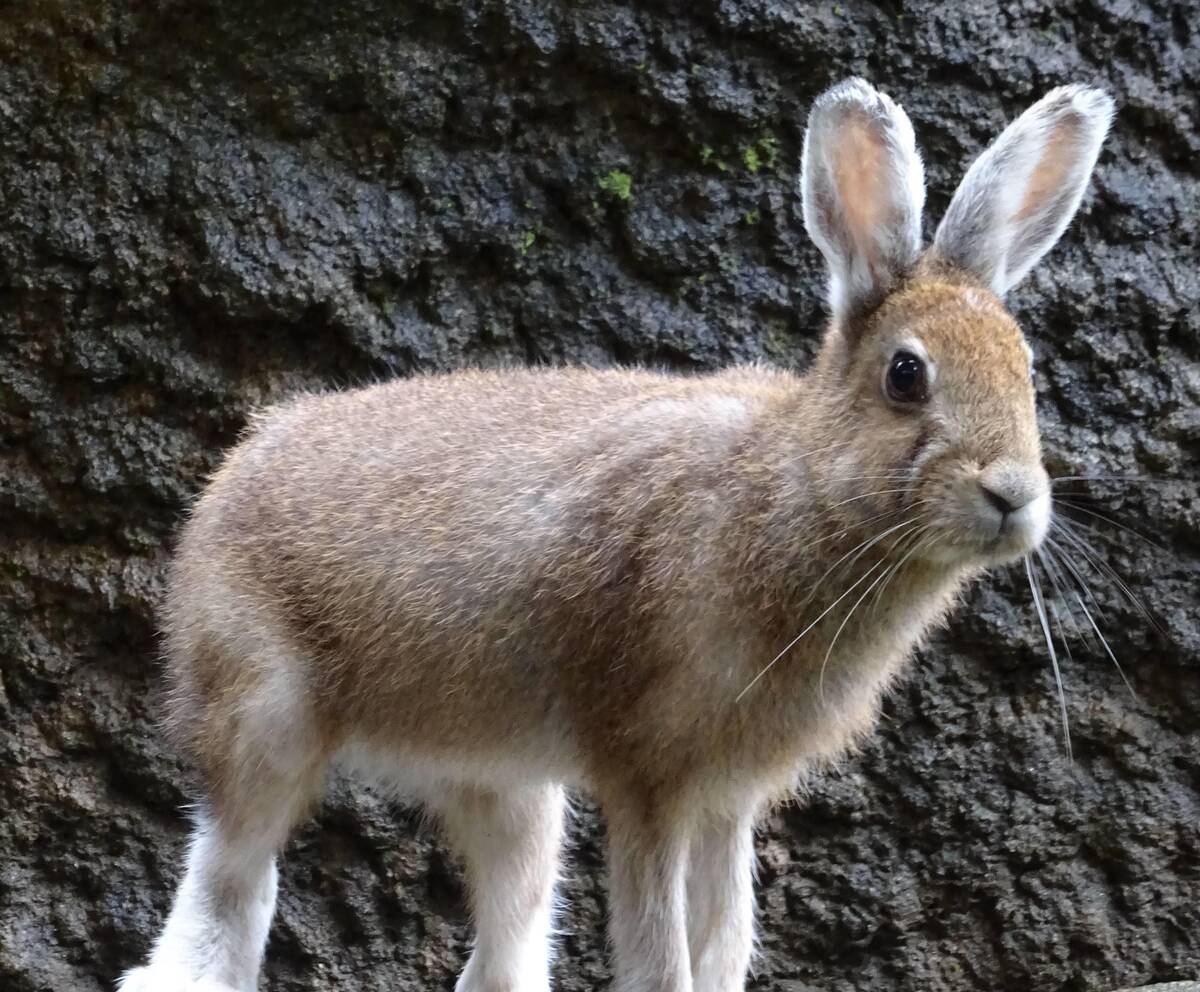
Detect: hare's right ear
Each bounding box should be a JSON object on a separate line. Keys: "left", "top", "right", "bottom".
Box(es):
{"left": 802, "top": 78, "right": 926, "bottom": 326}
{"left": 933, "top": 86, "right": 1114, "bottom": 295}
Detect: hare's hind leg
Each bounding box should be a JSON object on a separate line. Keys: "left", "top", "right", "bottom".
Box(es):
{"left": 120, "top": 641, "right": 328, "bottom": 992}
{"left": 433, "top": 782, "right": 566, "bottom": 992}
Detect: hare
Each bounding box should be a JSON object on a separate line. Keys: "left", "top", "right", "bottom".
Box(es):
{"left": 120, "top": 78, "right": 1113, "bottom": 992}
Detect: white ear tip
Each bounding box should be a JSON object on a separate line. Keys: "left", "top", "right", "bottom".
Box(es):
{"left": 1038, "top": 84, "right": 1117, "bottom": 132}
{"left": 1076, "top": 86, "right": 1116, "bottom": 132}
{"left": 806, "top": 77, "right": 918, "bottom": 159}
{"left": 813, "top": 76, "right": 878, "bottom": 108}
{"left": 810, "top": 77, "right": 898, "bottom": 122}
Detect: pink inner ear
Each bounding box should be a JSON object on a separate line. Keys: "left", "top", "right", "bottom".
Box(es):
{"left": 1016, "top": 113, "right": 1085, "bottom": 221}
{"left": 833, "top": 112, "right": 886, "bottom": 270}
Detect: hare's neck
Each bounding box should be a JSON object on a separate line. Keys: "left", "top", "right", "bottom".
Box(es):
{"left": 726, "top": 383, "right": 954, "bottom": 620}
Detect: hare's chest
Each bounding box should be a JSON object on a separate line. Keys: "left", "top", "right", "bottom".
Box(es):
{"left": 721, "top": 575, "right": 962, "bottom": 790}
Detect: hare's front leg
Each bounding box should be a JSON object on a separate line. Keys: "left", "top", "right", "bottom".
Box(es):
{"left": 435, "top": 782, "right": 566, "bottom": 992}
{"left": 686, "top": 812, "right": 758, "bottom": 992}
{"left": 605, "top": 799, "right": 693, "bottom": 992}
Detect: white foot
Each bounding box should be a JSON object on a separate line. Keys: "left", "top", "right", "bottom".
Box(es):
{"left": 117, "top": 965, "right": 242, "bottom": 992}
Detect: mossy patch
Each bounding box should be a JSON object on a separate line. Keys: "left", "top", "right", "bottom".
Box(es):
{"left": 742, "top": 132, "right": 779, "bottom": 174}
{"left": 597, "top": 169, "right": 633, "bottom": 201}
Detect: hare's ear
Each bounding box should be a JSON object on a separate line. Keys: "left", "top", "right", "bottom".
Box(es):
{"left": 802, "top": 78, "right": 926, "bottom": 325}
{"left": 933, "top": 86, "right": 1114, "bottom": 296}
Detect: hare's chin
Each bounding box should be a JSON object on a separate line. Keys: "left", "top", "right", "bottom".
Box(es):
{"left": 919, "top": 495, "right": 1052, "bottom": 568}
{"left": 921, "top": 534, "right": 1044, "bottom": 570}
{"left": 980, "top": 535, "right": 1045, "bottom": 567}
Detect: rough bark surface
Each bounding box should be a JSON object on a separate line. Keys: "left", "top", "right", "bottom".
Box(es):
{"left": 1, "top": 2, "right": 1197, "bottom": 991}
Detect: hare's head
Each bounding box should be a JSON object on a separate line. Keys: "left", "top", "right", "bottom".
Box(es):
{"left": 801, "top": 78, "right": 1113, "bottom": 567}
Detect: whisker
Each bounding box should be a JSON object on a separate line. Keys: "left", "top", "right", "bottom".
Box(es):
{"left": 794, "top": 516, "right": 924, "bottom": 614}
{"left": 1038, "top": 543, "right": 1094, "bottom": 654}
{"left": 737, "top": 513, "right": 926, "bottom": 703}
{"left": 795, "top": 438, "right": 857, "bottom": 463}
{"left": 1044, "top": 536, "right": 1109, "bottom": 629}
{"left": 817, "top": 474, "right": 915, "bottom": 483}
{"left": 823, "top": 488, "right": 917, "bottom": 511}
{"left": 817, "top": 524, "right": 926, "bottom": 703}
{"left": 868, "top": 524, "right": 937, "bottom": 618}
{"left": 1072, "top": 591, "right": 1138, "bottom": 702}
{"left": 1053, "top": 499, "right": 1168, "bottom": 552}
{"left": 1025, "top": 554, "right": 1072, "bottom": 762}
{"left": 1037, "top": 548, "right": 1079, "bottom": 718}
{"left": 1052, "top": 519, "right": 1164, "bottom": 637}
{"left": 794, "top": 493, "right": 933, "bottom": 546}
{"left": 735, "top": 556, "right": 891, "bottom": 703}
{"left": 1051, "top": 475, "right": 1186, "bottom": 486}
{"left": 788, "top": 504, "right": 912, "bottom": 558}
{"left": 1044, "top": 536, "right": 1139, "bottom": 697}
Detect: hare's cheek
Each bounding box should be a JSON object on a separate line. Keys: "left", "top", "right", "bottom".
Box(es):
{"left": 907, "top": 431, "right": 941, "bottom": 474}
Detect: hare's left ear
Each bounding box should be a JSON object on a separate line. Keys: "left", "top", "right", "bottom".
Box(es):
{"left": 933, "top": 86, "right": 1114, "bottom": 296}
{"left": 801, "top": 78, "right": 926, "bottom": 325}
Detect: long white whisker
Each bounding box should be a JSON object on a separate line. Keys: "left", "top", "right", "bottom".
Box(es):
{"left": 789, "top": 504, "right": 915, "bottom": 559}
{"left": 816, "top": 525, "right": 922, "bottom": 703}
{"left": 1073, "top": 592, "right": 1138, "bottom": 701}
{"left": 795, "top": 438, "right": 857, "bottom": 463}
{"left": 793, "top": 516, "right": 923, "bottom": 615}
{"left": 1054, "top": 499, "right": 1168, "bottom": 552}
{"left": 1025, "top": 554, "right": 1072, "bottom": 762}
{"left": 868, "top": 524, "right": 936, "bottom": 618}
{"left": 1039, "top": 544, "right": 1092, "bottom": 652}
{"left": 1051, "top": 475, "right": 1185, "bottom": 486}
{"left": 1038, "top": 550, "right": 1078, "bottom": 715}
{"left": 836, "top": 515, "right": 927, "bottom": 578}
{"left": 823, "top": 488, "right": 916, "bottom": 511}
{"left": 1045, "top": 536, "right": 1138, "bottom": 702}
{"left": 1045, "top": 536, "right": 1108, "bottom": 625}
{"left": 1053, "top": 519, "right": 1163, "bottom": 636}
{"left": 818, "top": 525, "right": 934, "bottom": 703}
{"left": 737, "top": 554, "right": 893, "bottom": 703}
{"left": 818, "top": 474, "right": 915, "bottom": 483}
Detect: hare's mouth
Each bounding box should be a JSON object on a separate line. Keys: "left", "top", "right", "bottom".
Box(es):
{"left": 978, "top": 490, "right": 1052, "bottom": 564}
{"left": 917, "top": 488, "right": 1051, "bottom": 568}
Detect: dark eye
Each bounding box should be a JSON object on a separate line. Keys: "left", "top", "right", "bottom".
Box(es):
{"left": 885, "top": 350, "right": 928, "bottom": 404}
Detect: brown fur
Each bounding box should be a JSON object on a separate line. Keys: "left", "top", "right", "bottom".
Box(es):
{"left": 160, "top": 262, "right": 1037, "bottom": 828}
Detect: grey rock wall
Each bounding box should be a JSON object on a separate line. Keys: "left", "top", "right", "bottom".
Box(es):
{"left": 0, "top": 1, "right": 1197, "bottom": 991}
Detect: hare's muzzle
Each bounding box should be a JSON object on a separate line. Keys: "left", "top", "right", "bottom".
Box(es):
{"left": 974, "top": 460, "right": 1051, "bottom": 561}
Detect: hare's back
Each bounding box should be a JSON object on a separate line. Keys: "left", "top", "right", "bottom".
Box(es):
{"left": 178, "top": 365, "right": 780, "bottom": 606}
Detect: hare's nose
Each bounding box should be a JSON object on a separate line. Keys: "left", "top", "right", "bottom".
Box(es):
{"left": 980, "top": 484, "right": 1020, "bottom": 516}
{"left": 974, "top": 461, "right": 1052, "bottom": 555}
{"left": 978, "top": 460, "right": 1050, "bottom": 519}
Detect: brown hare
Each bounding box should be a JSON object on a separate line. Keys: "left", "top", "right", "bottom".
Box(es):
{"left": 120, "top": 77, "right": 1113, "bottom": 992}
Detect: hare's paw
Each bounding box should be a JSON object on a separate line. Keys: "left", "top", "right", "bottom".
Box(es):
{"left": 117, "top": 966, "right": 241, "bottom": 992}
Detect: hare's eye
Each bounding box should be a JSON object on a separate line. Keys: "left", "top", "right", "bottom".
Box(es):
{"left": 885, "top": 350, "right": 928, "bottom": 405}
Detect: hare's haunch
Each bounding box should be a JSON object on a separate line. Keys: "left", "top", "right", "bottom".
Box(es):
{"left": 120, "top": 79, "right": 1113, "bottom": 992}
